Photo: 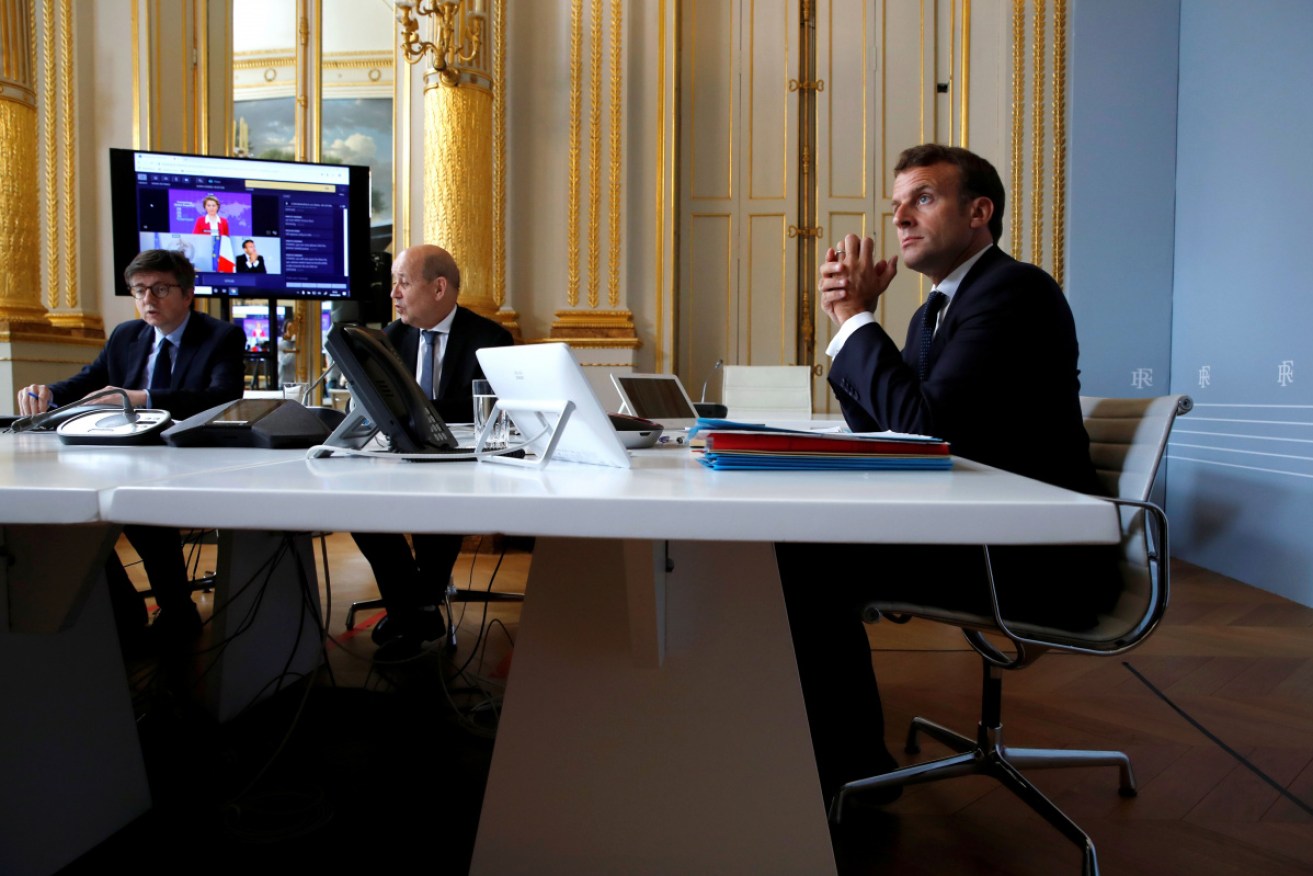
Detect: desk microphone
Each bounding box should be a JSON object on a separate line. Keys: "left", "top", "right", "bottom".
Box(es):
{"left": 700, "top": 359, "right": 724, "bottom": 403}
{"left": 11, "top": 387, "right": 139, "bottom": 433}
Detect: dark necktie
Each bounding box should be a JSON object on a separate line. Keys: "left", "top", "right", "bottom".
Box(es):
{"left": 150, "top": 339, "right": 173, "bottom": 390}
{"left": 418, "top": 330, "right": 439, "bottom": 398}
{"left": 918, "top": 290, "right": 948, "bottom": 381}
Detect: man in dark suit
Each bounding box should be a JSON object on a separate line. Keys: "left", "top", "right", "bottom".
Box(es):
{"left": 18, "top": 248, "right": 245, "bottom": 643}
{"left": 235, "top": 239, "right": 267, "bottom": 273}
{"left": 351, "top": 244, "right": 513, "bottom": 659}
{"left": 778, "top": 144, "right": 1109, "bottom": 808}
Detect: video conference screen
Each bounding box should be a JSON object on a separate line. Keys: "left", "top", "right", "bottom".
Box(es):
{"left": 109, "top": 148, "right": 372, "bottom": 301}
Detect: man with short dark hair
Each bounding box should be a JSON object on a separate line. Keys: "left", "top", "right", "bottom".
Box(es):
{"left": 18, "top": 248, "right": 245, "bottom": 643}
{"left": 779, "top": 144, "right": 1108, "bottom": 811}
{"left": 351, "top": 244, "right": 513, "bottom": 659}
{"left": 235, "top": 239, "right": 267, "bottom": 273}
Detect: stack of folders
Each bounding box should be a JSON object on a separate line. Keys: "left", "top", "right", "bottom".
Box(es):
{"left": 692, "top": 420, "right": 951, "bottom": 471}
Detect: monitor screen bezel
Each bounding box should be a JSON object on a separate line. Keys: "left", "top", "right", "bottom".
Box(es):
{"left": 109, "top": 147, "right": 372, "bottom": 301}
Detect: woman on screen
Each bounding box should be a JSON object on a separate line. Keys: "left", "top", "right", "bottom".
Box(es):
{"left": 192, "top": 195, "right": 229, "bottom": 237}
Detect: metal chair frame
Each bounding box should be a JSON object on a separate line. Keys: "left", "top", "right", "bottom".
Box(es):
{"left": 831, "top": 395, "right": 1191, "bottom": 876}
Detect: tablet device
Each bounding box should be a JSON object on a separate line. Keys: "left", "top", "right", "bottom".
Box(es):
{"left": 477, "top": 343, "right": 631, "bottom": 468}
{"left": 610, "top": 373, "right": 701, "bottom": 430}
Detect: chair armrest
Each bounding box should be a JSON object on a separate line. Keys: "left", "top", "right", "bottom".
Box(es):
{"left": 973, "top": 497, "right": 1170, "bottom": 665}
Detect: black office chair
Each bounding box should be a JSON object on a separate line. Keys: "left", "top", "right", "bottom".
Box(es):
{"left": 344, "top": 536, "right": 525, "bottom": 651}
{"left": 831, "top": 395, "right": 1192, "bottom": 876}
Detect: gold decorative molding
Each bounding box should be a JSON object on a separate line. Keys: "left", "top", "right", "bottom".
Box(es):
{"left": 40, "top": 0, "right": 55, "bottom": 311}
{"left": 586, "top": 0, "right": 602, "bottom": 310}
{"left": 1029, "top": 0, "right": 1045, "bottom": 267}
{"left": 653, "top": 0, "right": 673, "bottom": 372}
{"left": 1006, "top": 0, "right": 1067, "bottom": 284}
{"left": 960, "top": 0, "right": 971, "bottom": 147}
{"left": 58, "top": 0, "right": 74, "bottom": 309}
{"left": 567, "top": 0, "right": 582, "bottom": 307}
{"left": 46, "top": 312, "right": 104, "bottom": 335}
{"left": 1050, "top": 0, "right": 1067, "bottom": 286}
{"left": 493, "top": 0, "right": 505, "bottom": 307}
{"left": 549, "top": 309, "right": 640, "bottom": 347}
{"left": 1009, "top": 0, "right": 1023, "bottom": 250}
{"left": 607, "top": 0, "right": 622, "bottom": 309}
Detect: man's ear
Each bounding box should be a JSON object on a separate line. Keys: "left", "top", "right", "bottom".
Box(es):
{"left": 968, "top": 196, "right": 994, "bottom": 230}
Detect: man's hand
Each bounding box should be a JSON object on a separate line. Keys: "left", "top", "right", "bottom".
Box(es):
{"left": 98, "top": 387, "right": 149, "bottom": 408}
{"left": 819, "top": 233, "right": 899, "bottom": 327}
{"left": 17, "top": 385, "right": 52, "bottom": 416}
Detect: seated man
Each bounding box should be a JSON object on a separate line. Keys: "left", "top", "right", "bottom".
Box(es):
{"left": 778, "top": 144, "right": 1112, "bottom": 810}
{"left": 18, "top": 248, "right": 246, "bottom": 643}
{"left": 351, "top": 244, "right": 513, "bottom": 659}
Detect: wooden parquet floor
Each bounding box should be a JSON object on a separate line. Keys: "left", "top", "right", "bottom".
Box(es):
{"left": 853, "top": 560, "right": 1313, "bottom": 875}
{"left": 101, "top": 537, "right": 1313, "bottom": 874}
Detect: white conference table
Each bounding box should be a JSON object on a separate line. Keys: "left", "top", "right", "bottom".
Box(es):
{"left": 1, "top": 435, "right": 1119, "bottom": 875}
{"left": 0, "top": 435, "right": 305, "bottom": 875}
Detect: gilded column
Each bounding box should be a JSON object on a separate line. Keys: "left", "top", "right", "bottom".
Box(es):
{"left": 0, "top": 0, "right": 52, "bottom": 335}
{"left": 398, "top": 1, "right": 498, "bottom": 320}
{"left": 425, "top": 67, "right": 495, "bottom": 316}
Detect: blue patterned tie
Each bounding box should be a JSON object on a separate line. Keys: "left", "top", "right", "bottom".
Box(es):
{"left": 918, "top": 290, "right": 947, "bottom": 381}
{"left": 418, "top": 330, "right": 438, "bottom": 398}
{"left": 150, "top": 339, "right": 173, "bottom": 390}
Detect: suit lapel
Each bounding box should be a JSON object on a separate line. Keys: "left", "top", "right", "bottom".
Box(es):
{"left": 921, "top": 246, "right": 1006, "bottom": 376}
{"left": 125, "top": 323, "right": 155, "bottom": 389}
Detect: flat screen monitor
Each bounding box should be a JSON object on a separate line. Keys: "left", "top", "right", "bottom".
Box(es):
{"left": 109, "top": 147, "right": 371, "bottom": 300}
{"left": 324, "top": 322, "right": 461, "bottom": 455}
{"left": 232, "top": 303, "right": 289, "bottom": 353}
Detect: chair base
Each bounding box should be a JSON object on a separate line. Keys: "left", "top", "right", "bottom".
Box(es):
{"left": 830, "top": 666, "right": 1136, "bottom": 876}
{"left": 345, "top": 580, "right": 525, "bottom": 652}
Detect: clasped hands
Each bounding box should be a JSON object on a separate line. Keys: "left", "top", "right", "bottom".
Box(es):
{"left": 819, "top": 233, "right": 898, "bottom": 327}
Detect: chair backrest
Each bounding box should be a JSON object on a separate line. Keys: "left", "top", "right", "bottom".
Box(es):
{"left": 721, "top": 365, "right": 812, "bottom": 421}
{"left": 1081, "top": 395, "right": 1192, "bottom": 503}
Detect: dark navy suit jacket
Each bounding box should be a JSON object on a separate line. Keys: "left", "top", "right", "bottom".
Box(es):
{"left": 384, "top": 305, "right": 514, "bottom": 424}
{"left": 50, "top": 310, "right": 246, "bottom": 420}
{"left": 829, "top": 245, "right": 1100, "bottom": 496}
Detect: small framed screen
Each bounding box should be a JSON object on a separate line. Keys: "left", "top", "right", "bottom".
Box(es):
{"left": 109, "top": 147, "right": 372, "bottom": 301}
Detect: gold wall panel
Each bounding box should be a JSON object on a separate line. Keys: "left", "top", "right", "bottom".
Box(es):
{"left": 746, "top": 213, "right": 787, "bottom": 364}
{"left": 825, "top": 0, "right": 868, "bottom": 201}
{"left": 748, "top": 0, "right": 788, "bottom": 202}
{"left": 687, "top": 0, "right": 734, "bottom": 201}
{"left": 683, "top": 213, "right": 732, "bottom": 377}
{"left": 586, "top": 0, "right": 602, "bottom": 309}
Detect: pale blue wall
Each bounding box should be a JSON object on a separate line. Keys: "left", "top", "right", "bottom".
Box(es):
{"left": 1167, "top": 0, "right": 1313, "bottom": 606}
{"left": 1067, "top": 0, "right": 1180, "bottom": 399}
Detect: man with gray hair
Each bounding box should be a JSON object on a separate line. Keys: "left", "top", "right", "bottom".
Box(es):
{"left": 352, "top": 244, "right": 513, "bottom": 659}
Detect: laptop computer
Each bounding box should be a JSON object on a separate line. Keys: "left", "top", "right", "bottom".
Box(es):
{"left": 610, "top": 373, "right": 701, "bottom": 430}
{"left": 477, "top": 343, "right": 631, "bottom": 468}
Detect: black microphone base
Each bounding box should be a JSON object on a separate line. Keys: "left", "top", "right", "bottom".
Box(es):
{"left": 693, "top": 402, "right": 728, "bottom": 419}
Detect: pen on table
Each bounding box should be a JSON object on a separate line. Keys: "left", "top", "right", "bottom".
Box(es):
{"left": 27, "top": 391, "right": 57, "bottom": 410}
